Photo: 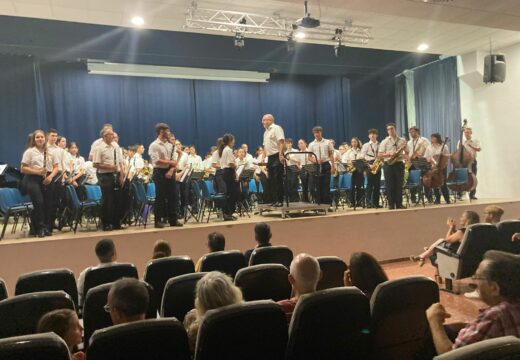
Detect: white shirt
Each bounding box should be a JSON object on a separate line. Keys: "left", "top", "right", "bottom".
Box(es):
{"left": 245, "top": 153, "right": 254, "bottom": 164}
{"left": 333, "top": 149, "right": 341, "bottom": 163}
{"left": 343, "top": 148, "right": 361, "bottom": 162}
{"left": 220, "top": 147, "right": 235, "bottom": 169}
{"left": 285, "top": 148, "right": 300, "bottom": 167}
{"left": 361, "top": 141, "right": 380, "bottom": 161}
{"left": 93, "top": 141, "right": 124, "bottom": 173}
{"left": 47, "top": 144, "right": 65, "bottom": 171}
{"left": 83, "top": 161, "right": 98, "bottom": 184}
{"left": 89, "top": 138, "right": 104, "bottom": 160}
{"left": 379, "top": 136, "right": 407, "bottom": 162}
{"left": 21, "top": 147, "right": 59, "bottom": 172}
{"left": 292, "top": 149, "right": 309, "bottom": 167}
{"left": 425, "top": 143, "right": 449, "bottom": 162}
{"left": 308, "top": 138, "right": 333, "bottom": 162}
{"left": 457, "top": 137, "right": 481, "bottom": 159}
{"left": 61, "top": 150, "right": 74, "bottom": 173}
{"left": 148, "top": 139, "right": 176, "bottom": 169}
{"left": 72, "top": 155, "right": 85, "bottom": 175}
{"left": 253, "top": 154, "right": 266, "bottom": 174}
{"left": 177, "top": 152, "right": 189, "bottom": 171}
{"left": 211, "top": 150, "right": 220, "bottom": 168}
{"left": 263, "top": 123, "right": 285, "bottom": 156}
{"left": 407, "top": 136, "right": 430, "bottom": 158}
{"left": 131, "top": 153, "right": 145, "bottom": 170}
{"left": 188, "top": 154, "right": 204, "bottom": 171}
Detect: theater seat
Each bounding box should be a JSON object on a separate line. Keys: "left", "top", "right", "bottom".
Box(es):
{"left": 496, "top": 220, "right": 520, "bottom": 254}
{"left": 161, "top": 273, "right": 207, "bottom": 322}
{"left": 370, "top": 276, "right": 439, "bottom": 360}
{"left": 87, "top": 318, "right": 190, "bottom": 360}
{"left": 234, "top": 264, "right": 291, "bottom": 301}
{"left": 433, "top": 336, "right": 520, "bottom": 360}
{"left": 143, "top": 256, "right": 195, "bottom": 314}
{"left": 316, "top": 256, "right": 347, "bottom": 290}
{"left": 0, "top": 332, "right": 71, "bottom": 360}
{"left": 194, "top": 300, "right": 287, "bottom": 360}
{"left": 199, "top": 251, "right": 245, "bottom": 278}
{"left": 286, "top": 287, "right": 371, "bottom": 360}
{"left": 0, "top": 291, "right": 75, "bottom": 339}
{"left": 15, "top": 268, "right": 78, "bottom": 310}
{"left": 249, "top": 246, "right": 293, "bottom": 268}
{"left": 82, "top": 263, "right": 138, "bottom": 305}
{"left": 0, "top": 278, "right": 7, "bottom": 301}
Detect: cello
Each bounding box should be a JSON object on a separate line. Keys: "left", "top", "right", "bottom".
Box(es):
{"left": 422, "top": 137, "right": 449, "bottom": 189}
{"left": 447, "top": 119, "right": 477, "bottom": 193}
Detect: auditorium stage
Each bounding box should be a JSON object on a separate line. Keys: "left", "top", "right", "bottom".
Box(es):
{"left": 1, "top": 198, "right": 519, "bottom": 295}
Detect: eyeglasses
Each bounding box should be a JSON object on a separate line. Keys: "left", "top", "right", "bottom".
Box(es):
{"left": 103, "top": 304, "right": 111, "bottom": 313}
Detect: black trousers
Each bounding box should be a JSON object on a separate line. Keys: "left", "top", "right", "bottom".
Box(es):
{"left": 310, "top": 162, "right": 331, "bottom": 205}
{"left": 350, "top": 170, "right": 364, "bottom": 206}
{"left": 98, "top": 173, "right": 121, "bottom": 227}
{"left": 432, "top": 168, "right": 450, "bottom": 204}
{"left": 24, "top": 175, "right": 51, "bottom": 232}
{"left": 255, "top": 172, "right": 269, "bottom": 204}
{"left": 366, "top": 167, "right": 381, "bottom": 207}
{"left": 222, "top": 168, "right": 239, "bottom": 216}
{"left": 299, "top": 170, "right": 310, "bottom": 202}
{"left": 287, "top": 166, "right": 300, "bottom": 202}
{"left": 470, "top": 160, "right": 478, "bottom": 198}
{"left": 214, "top": 169, "right": 227, "bottom": 194}
{"left": 383, "top": 162, "right": 404, "bottom": 209}
{"left": 153, "top": 169, "right": 179, "bottom": 224}
{"left": 267, "top": 154, "right": 284, "bottom": 204}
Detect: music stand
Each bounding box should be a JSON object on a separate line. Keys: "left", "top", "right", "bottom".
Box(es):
{"left": 238, "top": 169, "right": 254, "bottom": 217}
{"left": 411, "top": 157, "right": 430, "bottom": 207}
{"left": 284, "top": 152, "right": 319, "bottom": 207}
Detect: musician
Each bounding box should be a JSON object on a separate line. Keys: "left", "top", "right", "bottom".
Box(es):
{"left": 378, "top": 123, "right": 408, "bottom": 209}
{"left": 344, "top": 137, "right": 364, "bottom": 207}
{"left": 296, "top": 139, "right": 310, "bottom": 203}
{"left": 235, "top": 148, "right": 253, "bottom": 169}
{"left": 93, "top": 127, "right": 126, "bottom": 231}
{"left": 68, "top": 142, "right": 86, "bottom": 189}
{"left": 407, "top": 126, "right": 431, "bottom": 203}
{"left": 241, "top": 144, "right": 254, "bottom": 164}
{"left": 148, "top": 123, "right": 182, "bottom": 228}
{"left": 330, "top": 139, "right": 341, "bottom": 164}
{"left": 212, "top": 138, "right": 226, "bottom": 195}
{"left": 175, "top": 140, "right": 190, "bottom": 215}
{"left": 338, "top": 144, "right": 347, "bottom": 162}
{"left": 361, "top": 129, "right": 381, "bottom": 208}
{"left": 308, "top": 126, "right": 335, "bottom": 205}
{"left": 253, "top": 146, "right": 268, "bottom": 203}
{"left": 219, "top": 134, "right": 239, "bottom": 221}
{"left": 130, "top": 144, "right": 145, "bottom": 173}
{"left": 89, "top": 123, "right": 113, "bottom": 161}
{"left": 46, "top": 129, "right": 64, "bottom": 233}
{"left": 20, "top": 130, "right": 59, "bottom": 237}
{"left": 284, "top": 138, "right": 300, "bottom": 202}
{"left": 262, "top": 114, "right": 285, "bottom": 207}
{"left": 424, "top": 133, "right": 451, "bottom": 204}
{"left": 188, "top": 145, "right": 204, "bottom": 171}
{"left": 457, "top": 127, "right": 481, "bottom": 200}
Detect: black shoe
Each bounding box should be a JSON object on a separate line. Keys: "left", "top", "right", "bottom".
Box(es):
{"left": 112, "top": 224, "right": 125, "bottom": 230}
{"left": 434, "top": 200, "right": 440, "bottom": 205}
{"left": 170, "top": 221, "right": 183, "bottom": 227}
{"left": 470, "top": 196, "right": 477, "bottom": 200}
{"left": 388, "top": 206, "right": 395, "bottom": 210}
{"left": 44, "top": 228, "right": 52, "bottom": 236}
{"left": 273, "top": 202, "right": 283, "bottom": 207}
{"left": 223, "top": 215, "right": 237, "bottom": 221}
{"left": 155, "top": 222, "right": 167, "bottom": 229}
{"left": 102, "top": 225, "right": 113, "bottom": 231}
{"left": 37, "top": 229, "right": 46, "bottom": 238}
{"left": 396, "top": 205, "right": 406, "bottom": 209}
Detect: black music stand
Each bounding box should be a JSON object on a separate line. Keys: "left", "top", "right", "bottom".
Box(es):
{"left": 284, "top": 152, "right": 319, "bottom": 207}
{"left": 238, "top": 169, "right": 254, "bottom": 217}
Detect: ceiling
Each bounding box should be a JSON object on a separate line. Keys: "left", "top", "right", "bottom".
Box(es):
{"left": 1, "top": 0, "right": 520, "bottom": 55}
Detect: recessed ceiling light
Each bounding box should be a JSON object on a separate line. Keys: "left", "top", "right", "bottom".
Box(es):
{"left": 131, "top": 16, "right": 145, "bottom": 26}
{"left": 417, "top": 43, "right": 429, "bottom": 52}
{"left": 295, "top": 31, "right": 306, "bottom": 39}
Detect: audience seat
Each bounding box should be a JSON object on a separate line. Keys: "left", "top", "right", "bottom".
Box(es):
{"left": 87, "top": 318, "right": 190, "bottom": 360}
{"left": 496, "top": 220, "right": 520, "bottom": 254}
{"left": 248, "top": 246, "right": 293, "bottom": 268}
{"left": 82, "top": 263, "right": 138, "bottom": 305}
{"left": 234, "top": 264, "right": 291, "bottom": 301}
{"left": 433, "top": 336, "right": 520, "bottom": 360}
{"left": 15, "top": 268, "right": 78, "bottom": 310}
{"left": 194, "top": 300, "right": 288, "bottom": 360}
{"left": 161, "top": 273, "right": 207, "bottom": 322}
{"left": 0, "top": 278, "right": 7, "bottom": 301}
{"left": 436, "top": 224, "right": 501, "bottom": 292}
{"left": 0, "top": 291, "right": 75, "bottom": 339}
{"left": 199, "top": 251, "right": 245, "bottom": 278}
{"left": 143, "top": 256, "right": 195, "bottom": 315}
{"left": 0, "top": 332, "right": 71, "bottom": 360}
{"left": 286, "top": 287, "right": 371, "bottom": 360}
{"left": 316, "top": 256, "right": 348, "bottom": 290}
{"left": 370, "top": 276, "right": 439, "bottom": 360}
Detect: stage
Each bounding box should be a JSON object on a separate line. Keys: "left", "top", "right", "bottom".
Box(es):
{"left": 1, "top": 198, "right": 519, "bottom": 295}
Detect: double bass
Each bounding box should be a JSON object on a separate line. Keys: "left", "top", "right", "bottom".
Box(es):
{"left": 422, "top": 137, "right": 449, "bottom": 189}
{"left": 447, "top": 119, "right": 477, "bottom": 192}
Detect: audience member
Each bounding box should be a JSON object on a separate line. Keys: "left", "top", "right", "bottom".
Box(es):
{"left": 483, "top": 205, "right": 504, "bottom": 224}
{"left": 426, "top": 250, "right": 520, "bottom": 356}
{"left": 513, "top": 233, "right": 520, "bottom": 242}
{"left": 410, "top": 210, "right": 480, "bottom": 266}
{"left": 343, "top": 252, "right": 388, "bottom": 299}
{"left": 243, "top": 222, "right": 273, "bottom": 264}
{"left": 183, "top": 271, "right": 243, "bottom": 354}
{"left": 77, "top": 238, "right": 117, "bottom": 306}
{"left": 195, "top": 232, "right": 225, "bottom": 272}
{"left": 37, "top": 309, "right": 85, "bottom": 360}
{"left": 152, "top": 239, "right": 172, "bottom": 259}
{"left": 105, "top": 278, "right": 149, "bottom": 325}
{"left": 277, "top": 253, "right": 322, "bottom": 321}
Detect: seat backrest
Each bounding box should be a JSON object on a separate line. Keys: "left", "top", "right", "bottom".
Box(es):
{"left": 131, "top": 182, "right": 147, "bottom": 203}
{"left": 234, "top": 264, "right": 291, "bottom": 301}
{"left": 248, "top": 179, "right": 257, "bottom": 193}
{"left": 0, "top": 188, "right": 10, "bottom": 212}
{"left": 496, "top": 220, "right": 520, "bottom": 254}
{"left": 0, "top": 332, "right": 71, "bottom": 360}
{"left": 457, "top": 224, "right": 501, "bottom": 279}
{"left": 84, "top": 185, "right": 102, "bottom": 202}
{"left": 316, "top": 256, "right": 348, "bottom": 290}
{"left": 87, "top": 318, "right": 190, "bottom": 360}
{"left": 146, "top": 182, "right": 156, "bottom": 198}
{"left": 286, "top": 287, "right": 371, "bottom": 360}
{"left": 433, "top": 335, "right": 520, "bottom": 360}
{"left": 83, "top": 263, "right": 138, "bottom": 302}
{"left": 249, "top": 246, "right": 293, "bottom": 268}
{"left": 143, "top": 256, "right": 195, "bottom": 314}
{"left": 370, "top": 276, "right": 439, "bottom": 360}
{"left": 205, "top": 180, "right": 215, "bottom": 195}
{"left": 0, "top": 291, "right": 75, "bottom": 339}
{"left": 9, "top": 188, "right": 25, "bottom": 206}
{"left": 15, "top": 268, "right": 78, "bottom": 310}
{"left": 199, "top": 251, "right": 246, "bottom": 278}
{"left": 194, "top": 300, "right": 288, "bottom": 360}
{"left": 0, "top": 278, "right": 7, "bottom": 301}
{"left": 161, "top": 273, "right": 207, "bottom": 321}
{"left": 408, "top": 169, "right": 421, "bottom": 185}
{"left": 341, "top": 173, "right": 352, "bottom": 190}
{"left": 198, "top": 180, "right": 210, "bottom": 199}
{"left": 65, "top": 185, "right": 81, "bottom": 208}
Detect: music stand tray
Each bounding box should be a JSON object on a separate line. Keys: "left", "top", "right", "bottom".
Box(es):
{"left": 412, "top": 158, "right": 430, "bottom": 172}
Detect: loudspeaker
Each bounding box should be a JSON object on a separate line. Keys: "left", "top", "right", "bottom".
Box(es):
{"left": 483, "top": 54, "right": 506, "bottom": 83}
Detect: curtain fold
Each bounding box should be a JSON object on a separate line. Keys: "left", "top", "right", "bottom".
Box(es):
{"left": 394, "top": 73, "right": 409, "bottom": 134}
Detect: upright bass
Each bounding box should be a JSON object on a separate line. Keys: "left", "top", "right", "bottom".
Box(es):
{"left": 447, "top": 119, "right": 477, "bottom": 192}
{"left": 422, "top": 137, "right": 449, "bottom": 189}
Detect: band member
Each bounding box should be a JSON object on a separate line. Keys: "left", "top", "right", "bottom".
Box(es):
{"left": 253, "top": 146, "right": 268, "bottom": 203}
{"left": 175, "top": 140, "right": 190, "bottom": 215}
{"left": 284, "top": 138, "right": 300, "bottom": 202}
{"left": 188, "top": 145, "right": 204, "bottom": 171}
{"left": 93, "top": 127, "right": 126, "bottom": 231}
{"left": 219, "top": 134, "right": 239, "bottom": 221}
{"left": 295, "top": 139, "right": 310, "bottom": 202}
{"left": 457, "top": 126, "right": 481, "bottom": 199}
{"left": 308, "top": 126, "right": 336, "bottom": 205}
{"left": 344, "top": 137, "right": 364, "bottom": 207}
{"left": 89, "top": 123, "right": 113, "bottom": 161}
{"left": 235, "top": 148, "right": 253, "bottom": 169}
{"left": 407, "top": 126, "right": 431, "bottom": 203}
{"left": 241, "top": 144, "right": 254, "bottom": 164}
{"left": 378, "top": 123, "right": 408, "bottom": 209}
{"left": 262, "top": 114, "right": 285, "bottom": 207}
{"left": 46, "top": 129, "right": 64, "bottom": 233}
{"left": 68, "top": 142, "right": 86, "bottom": 188}
{"left": 425, "top": 133, "right": 451, "bottom": 204}
{"left": 330, "top": 139, "right": 341, "bottom": 164}
{"left": 212, "top": 138, "right": 226, "bottom": 195}
{"left": 20, "top": 130, "right": 59, "bottom": 237}
{"left": 361, "top": 129, "right": 381, "bottom": 208}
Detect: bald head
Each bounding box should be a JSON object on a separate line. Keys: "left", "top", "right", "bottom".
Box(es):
{"left": 289, "top": 253, "right": 321, "bottom": 294}
{"left": 262, "top": 114, "right": 275, "bottom": 129}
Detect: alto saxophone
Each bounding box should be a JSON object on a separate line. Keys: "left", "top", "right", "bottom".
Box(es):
{"left": 370, "top": 157, "right": 383, "bottom": 174}
{"left": 387, "top": 144, "right": 407, "bottom": 165}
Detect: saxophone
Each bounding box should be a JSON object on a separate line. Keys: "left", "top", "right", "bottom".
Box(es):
{"left": 387, "top": 143, "right": 407, "bottom": 165}
{"left": 370, "top": 157, "right": 383, "bottom": 174}
{"left": 346, "top": 162, "right": 356, "bottom": 173}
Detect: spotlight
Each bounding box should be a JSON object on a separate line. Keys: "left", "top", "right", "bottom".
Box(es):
{"left": 334, "top": 41, "right": 343, "bottom": 57}
{"left": 287, "top": 34, "right": 295, "bottom": 53}
{"left": 295, "top": 31, "right": 306, "bottom": 39}
{"left": 417, "top": 43, "right": 429, "bottom": 52}
{"left": 234, "top": 33, "right": 245, "bottom": 49}
{"left": 131, "top": 16, "right": 145, "bottom": 26}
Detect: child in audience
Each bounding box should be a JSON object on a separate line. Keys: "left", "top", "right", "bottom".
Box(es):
{"left": 195, "top": 232, "right": 225, "bottom": 272}
{"left": 152, "top": 239, "right": 171, "bottom": 259}
{"left": 183, "top": 271, "right": 243, "bottom": 354}
{"left": 243, "top": 222, "right": 273, "bottom": 264}
{"left": 483, "top": 205, "right": 504, "bottom": 224}
{"left": 37, "top": 309, "right": 85, "bottom": 360}
{"left": 343, "top": 252, "right": 388, "bottom": 299}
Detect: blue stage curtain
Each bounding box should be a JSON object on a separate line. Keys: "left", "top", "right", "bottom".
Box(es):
{"left": 394, "top": 73, "right": 409, "bottom": 134}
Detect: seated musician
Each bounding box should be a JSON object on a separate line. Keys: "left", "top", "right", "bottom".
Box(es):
{"left": 284, "top": 139, "right": 300, "bottom": 202}
{"left": 68, "top": 141, "right": 86, "bottom": 188}
{"left": 424, "top": 133, "right": 451, "bottom": 204}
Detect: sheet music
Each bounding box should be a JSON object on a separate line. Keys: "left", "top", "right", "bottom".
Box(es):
{"left": 180, "top": 164, "right": 193, "bottom": 183}
{"left": 0, "top": 164, "right": 7, "bottom": 175}
{"left": 236, "top": 164, "right": 245, "bottom": 177}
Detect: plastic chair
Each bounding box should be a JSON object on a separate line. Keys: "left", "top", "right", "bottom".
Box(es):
{"left": 65, "top": 185, "right": 99, "bottom": 233}
{"left": 0, "top": 187, "right": 32, "bottom": 240}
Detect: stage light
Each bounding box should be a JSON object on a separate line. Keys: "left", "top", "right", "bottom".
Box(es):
{"left": 295, "top": 31, "right": 306, "bottom": 39}
{"left": 334, "top": 42, "right": 343, "bottom": 57}
{"left": 131, "top": 16, "right": 145, "bottom": 26}
{"left": 417, "top": 43, "right": 429, "bottom": 52}
{"left": 234, "top": 33, "right": 245, "bottom": 49}
{"left": 333, "top": 28, "right": 343, "bottom": 57}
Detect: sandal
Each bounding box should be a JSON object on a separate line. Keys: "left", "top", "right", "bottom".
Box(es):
{"left": 409, "top": 255, "right": 425, "bottom": 267}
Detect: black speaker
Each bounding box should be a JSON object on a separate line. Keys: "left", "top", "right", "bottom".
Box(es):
{"left": 484, "top": 54, "right": 506, "bottom": 83}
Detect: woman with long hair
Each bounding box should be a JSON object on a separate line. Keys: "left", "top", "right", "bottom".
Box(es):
{"left": 344, "top": 252, "right": 388, "bottom": 299}
{"left": 344, "top": 137, "right": 364, "bottom": 207}
{"left": 38, "top": 309, "right": 85, "bottom": 360}
{"left": 219, "top": 133, "right": 239, "bottom": 221}
{"left": 68, "top": 141, "right": 86, "bottom": 188}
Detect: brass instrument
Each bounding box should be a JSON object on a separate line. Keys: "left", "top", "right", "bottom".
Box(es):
{"left": 370, "top": 157, "right": 383, "bottom": 174}
{"left": 346, "top": 162, "right": 356, "bottom": 173}
{"left": 387, "top": 143, "right": 407, "bottom": 165}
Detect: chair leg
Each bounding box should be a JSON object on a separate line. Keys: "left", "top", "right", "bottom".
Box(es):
{"left": 1, "top": 214, "right": 9, "bottom": 240}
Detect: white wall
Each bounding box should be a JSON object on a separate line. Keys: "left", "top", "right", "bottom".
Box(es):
{"left": 458, "top": 43, "right": 520, "bottom": 199}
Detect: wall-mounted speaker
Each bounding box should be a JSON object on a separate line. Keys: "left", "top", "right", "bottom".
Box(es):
{"left": 483, "top": 54, "right": 506, "bottom": 84}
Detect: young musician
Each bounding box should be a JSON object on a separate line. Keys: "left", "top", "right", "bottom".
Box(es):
{"left": 68, "top": 142, "right": 86, "bottom": 189}
{"left": 424, "top": 133, "right": 451, "bottom": 204}
{"left": 308, "top": 126, "right": 335, "bottom": 205}
{"left": 457, "top": 127, "right": 481, "bottom": 200}
{"left": 253, "top": 146, "right": 268, "bottom": 203}
{"left": 20, "top": 130, "right": 59, "bottom": 237}
{"left": 378, "top": 123, "right": 408, "bottom": 209}
{"left": 241, "top": 144, "right": 254, "bottom": 164}
{"left": 344, "top": 137, "right": 364, "bottom": 207}
{"left": 361, "top": 129, "right": 381, "bottom": 208}
{"left": 407, "top": 126, "right": 431, "bottom": 203}
{"left": 262, "top": 114, "right": 285, "bottom": 207}
{"left": 284, "top": 138, "right": 300, "bottom": 202}
{"left": 46, "top": 129, "right": 65, "bottom": 233}
{"left": 188, "top": 145, "right": 204, "bottom": 171}
{"left": 295, "top": 139, "right": 310, "bottom": 203}
{"left": 219, "top": 134, "right": 239, "bottom": 221}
